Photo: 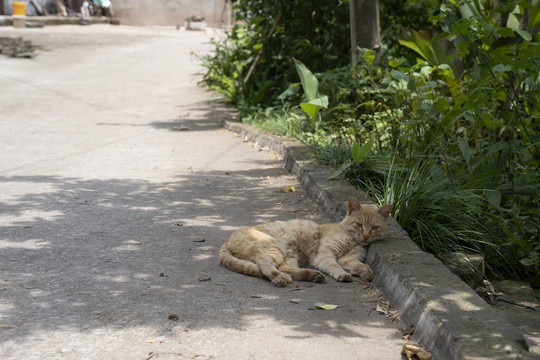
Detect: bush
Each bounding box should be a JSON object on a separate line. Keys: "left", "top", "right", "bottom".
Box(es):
{"left": 200, "top": 0, "right": 350, "bottom": 113}
{"left": 200, "top": 0, "right": 540, "bottom": 288}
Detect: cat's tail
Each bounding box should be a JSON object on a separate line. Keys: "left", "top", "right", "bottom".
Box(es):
{"left": 219, "top": 246, "right": 262, "bottom": 278}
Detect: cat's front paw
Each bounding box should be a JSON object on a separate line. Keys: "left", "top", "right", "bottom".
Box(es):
{"left": 337, "top": 272, "right": 353, "bottom": 282}
{"left": 357, "top": 266, "right": 373, "bottom": 282}
{"left": 271, "top": 273, "right": 292, "bottom": 287}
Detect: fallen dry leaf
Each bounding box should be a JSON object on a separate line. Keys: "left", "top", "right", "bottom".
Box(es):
{"left": 400, "top": 325, "right": 415, "bottom": 340}
{"left": 171, "top": 125, "right": 190, "bottom": 131}
{"left": 314, "top": 304, "right": 338, "bottom": 310}
{"left": 401, "top": 344, "right": 432, "bottom": 360}
{"left": 376, "top": 302, "right": 400, "bottom": 321}
{"left": 376, "top": 303, "right": 390, "bottom": 314}
{"left": 289, "top": 286, "right": 304, "bottom": 292}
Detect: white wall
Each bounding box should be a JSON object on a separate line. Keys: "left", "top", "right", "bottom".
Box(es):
{"left": 112, "top": 0, "right": 228, "bottom": 27}
{"left": 1, "top": 0, "right": 230, "bottom": 27}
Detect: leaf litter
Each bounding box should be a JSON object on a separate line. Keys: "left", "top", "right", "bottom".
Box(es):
{"left": 376, "top": 301, "right": 400, "bottom": 321}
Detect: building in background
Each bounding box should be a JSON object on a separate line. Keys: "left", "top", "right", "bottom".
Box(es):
{"left": 0, "top": 0, "right": 232, "bottom": 28}
{"left": 113, "top": 0, "right": 231, "bottom": 27}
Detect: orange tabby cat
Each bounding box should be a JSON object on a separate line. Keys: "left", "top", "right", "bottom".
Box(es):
{"left": 219, "top": 197, "right": 392, "bottom": 287}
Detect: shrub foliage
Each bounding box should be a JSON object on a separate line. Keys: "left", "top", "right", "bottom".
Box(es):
{"left": 200, "top": 0, "right": 540, "bottom": 288}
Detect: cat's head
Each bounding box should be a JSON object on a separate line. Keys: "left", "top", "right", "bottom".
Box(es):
{"left": 343, "top": 197, "right": 392, "bottom": 246}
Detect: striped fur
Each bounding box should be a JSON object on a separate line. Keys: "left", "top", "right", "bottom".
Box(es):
{"left": 219, "top": 197, "right": 392, "bottom": 287}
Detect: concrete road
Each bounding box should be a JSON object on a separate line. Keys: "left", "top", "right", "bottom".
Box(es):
{"left": 0, "top": 25, "right": 405, "bottom": 360}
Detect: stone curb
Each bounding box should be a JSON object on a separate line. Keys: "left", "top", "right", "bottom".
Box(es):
{"left": 0, "top": 15, "right": 109, "bottom": 27}
{"left": 224, "top": 120, "right": 535, "bottom": 360}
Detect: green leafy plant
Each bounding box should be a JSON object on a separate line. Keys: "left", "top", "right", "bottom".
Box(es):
{"left": 293, "top": 58, "right": 328, "bottom": 130}
{"left": 199, "top": 0, "right": 351, "bottom": 115}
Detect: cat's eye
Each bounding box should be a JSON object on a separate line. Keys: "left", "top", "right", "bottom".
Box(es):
{"left": 371, "top": 226, "right": 379, "bottom": 230}
{"left": 356, "top": 222, "right": 363, "bottom": 228}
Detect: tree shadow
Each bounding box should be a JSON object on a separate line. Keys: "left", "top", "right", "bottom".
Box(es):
{"left": 96, "top": 103, "right": 237, "bottom": 132}
{"left": 0, "top": 169, "right": 399, "bottom": 349}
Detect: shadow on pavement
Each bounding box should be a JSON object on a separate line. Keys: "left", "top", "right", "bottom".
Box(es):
{"left": 0, "top": 169, "right": 395, "bottom": 345}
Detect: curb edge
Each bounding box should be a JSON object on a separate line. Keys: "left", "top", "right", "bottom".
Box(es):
{"left": 224, "top": 120, "right": 534, "bottom": 360}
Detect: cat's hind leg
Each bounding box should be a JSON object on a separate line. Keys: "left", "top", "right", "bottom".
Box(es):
{"left": 278, "top": 257, "right": 326, "bottom": 283}
{"left": 256, "top": 257, "right": 292, "bottom": 287}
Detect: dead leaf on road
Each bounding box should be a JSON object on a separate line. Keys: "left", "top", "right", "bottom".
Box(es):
{"left": 400, "top": 325, "right": 415, "bottom": 340}
{"left": 289, "top": 286, "right": 304, "bottom": 292}
{"left": 171, "top": 125, "right": 190, "bottom": 131}
{"left": 401, "top": 343, "right": 432, "bottom": 360}
{"left": 376, "top": 302, "right": 400, "bottom": 321}
{"left": 314, "top": 304, "right": 338, "bottom": 310}
{"left": 376, "top": 303, "right": 390, "bottom": 314}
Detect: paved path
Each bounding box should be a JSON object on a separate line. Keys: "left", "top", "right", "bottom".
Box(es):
{"left": 0, "top": 25, "right": 405, "bottom": 359}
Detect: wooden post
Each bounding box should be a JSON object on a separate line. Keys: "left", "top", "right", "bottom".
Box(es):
{"left": 349, "top": 0, "right": 381, "bottom": 65}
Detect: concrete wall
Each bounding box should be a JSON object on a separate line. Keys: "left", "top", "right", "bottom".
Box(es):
{"left": 1, "top": 0, "right": 230, "bottom": 27}
{"left": 112, "top": 0, "right": 228, "bottom": 26}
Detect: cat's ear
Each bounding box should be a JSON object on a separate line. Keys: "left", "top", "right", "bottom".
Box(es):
{"left": 347, "top": 197, "right": 362, "bottom": 215}
{"left": 378, "top": 204, "right": 393, "bottom": 219}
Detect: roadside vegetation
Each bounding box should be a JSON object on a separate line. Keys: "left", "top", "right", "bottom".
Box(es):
{"left": 200, "top": 0, "right": 540, "bottom": 294}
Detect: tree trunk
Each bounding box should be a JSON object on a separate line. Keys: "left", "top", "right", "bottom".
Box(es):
{"left": 349, "top": 0, "right": 381, "bottom": 64}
